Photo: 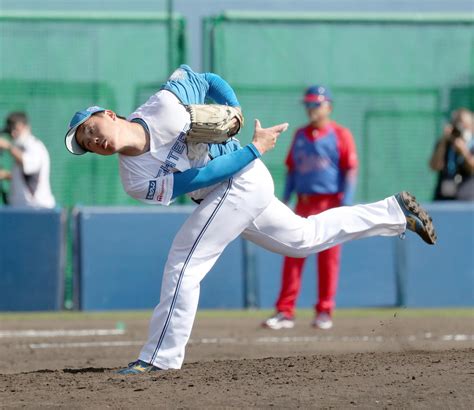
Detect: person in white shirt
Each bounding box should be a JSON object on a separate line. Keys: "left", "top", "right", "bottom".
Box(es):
{"left": 0, "top": 112, "right": 55, "bottom": 208}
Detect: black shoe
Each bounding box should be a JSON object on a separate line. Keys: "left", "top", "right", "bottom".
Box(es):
{"left": 395, "top": 191, "right": 437, "bottom": 245}
{"left": 116, "top": 360, "right": 161, "bottom": 375}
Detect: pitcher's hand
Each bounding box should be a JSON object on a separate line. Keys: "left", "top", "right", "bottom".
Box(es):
{"left": 252, "top": 119, "right": 289, "bottom": 155}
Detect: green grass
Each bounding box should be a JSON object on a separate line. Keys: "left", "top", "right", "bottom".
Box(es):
{"left": 0, "top": 307, "right": 472, "bottom": 322}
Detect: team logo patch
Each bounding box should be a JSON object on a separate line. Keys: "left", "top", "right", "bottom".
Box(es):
{"left": 146, "top": 180, "right": 157, "bottom": 200}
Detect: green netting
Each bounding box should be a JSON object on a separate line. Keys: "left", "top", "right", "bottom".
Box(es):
{"left": 0, "top": 12, "right": 186, "bottom": 206}
{"left": 449, "top": 86, "right": 474, "bottom": 111}
{"left": 233, "top": 86, "right": 442, "bottom": 201}
{"left": 205, "top": 13, "right": 474, "bottom": 202}
{"left": 362, "top": 111, "right": 440, "bottom": 201}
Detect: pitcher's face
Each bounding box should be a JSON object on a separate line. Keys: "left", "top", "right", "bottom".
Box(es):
{"left": 76, "top": 111, "right": 120, "bottom": 155}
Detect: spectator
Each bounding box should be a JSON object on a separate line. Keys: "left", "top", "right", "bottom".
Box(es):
{"left": 429, "top": 108, "right": 474, "bottom": 201}
{"left": 0, "top": 112, "right": 55, "bottom": 208}
{"left": 262, "top": 85, "right": 358, "bottom": 330}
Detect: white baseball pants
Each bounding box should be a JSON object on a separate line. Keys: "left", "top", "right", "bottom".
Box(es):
{"left": 138, "top": 160, "right": 406, "bottom": 369}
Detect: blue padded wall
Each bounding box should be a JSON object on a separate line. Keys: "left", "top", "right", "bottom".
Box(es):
{"left": 402, "top": 203, "right": 474, "bottom": 307}
{"left": 251, "top": 237, "right": 398, "bottom": 310}
{"left": 337, "top": 237, "right": 398, "bottom": 307}
{"left": 0, "top": 208, "right": 64, "bottom": 311}
{"left": 76, "top": 207, "right": 243, "bottom": 311}
{"left": 252, "top": 202, "right": 473, "bottom": 310}
{"left": 74, "top": 202, "right": 473, "bottom": 311}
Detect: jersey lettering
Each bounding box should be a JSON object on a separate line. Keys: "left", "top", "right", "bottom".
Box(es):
{"left": 155, "top": 130, "right": 188, "bottom": 178}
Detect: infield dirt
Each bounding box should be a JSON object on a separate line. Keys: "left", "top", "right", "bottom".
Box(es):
{"left": 1, "top": 312, "right": 473, "bottom": 408}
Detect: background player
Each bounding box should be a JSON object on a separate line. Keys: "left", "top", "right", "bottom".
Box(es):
{"left": 0, "top": 112, "right": 55, "bottom": 208}
{"left": 263, "top": 86, "right": 358, "bottom": 331}
{"left": 65, "top": 65, "right": 436, "bottom": 374}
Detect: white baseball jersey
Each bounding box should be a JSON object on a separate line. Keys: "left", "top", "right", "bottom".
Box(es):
{"left": 120, "top": 90, "right": 213, "bottom": 206}
{"left": 8, "top": 132, "right": 55, "bottom": 208}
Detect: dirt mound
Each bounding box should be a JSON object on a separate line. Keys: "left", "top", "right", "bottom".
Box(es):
{"left": 1, "top": 349, "right": 472, "bottom": 408}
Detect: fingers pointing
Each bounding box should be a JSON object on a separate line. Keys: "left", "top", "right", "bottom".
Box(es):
{"left": 277, "top": 123, "right": 289, "bottom": 133}
{"left": 254, "top": 119, "right": 288, "bottom": 133}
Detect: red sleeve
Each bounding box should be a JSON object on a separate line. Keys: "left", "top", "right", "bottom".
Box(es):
{"left": 335, "top": 124, "right": 358, "bottom": 171}
{"left": 285, "top": 147, "right": 294, "bottom": 170}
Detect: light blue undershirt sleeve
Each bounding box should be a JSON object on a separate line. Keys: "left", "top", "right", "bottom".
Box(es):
{"left": 172, "top": 144, "right": 260, "bottom": 199}
{"left": 203, "top": 73, "right": 240, "bottom": 107}
{"left": 208, "top": 139, "right": 242, "bottom": 159}
{"left": 161, "top": 65, "right": 240, "bottom": 106}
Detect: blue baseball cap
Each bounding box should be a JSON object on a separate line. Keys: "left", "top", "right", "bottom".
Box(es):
{"left": 64, "top": 106, "right": 106, "bottom": 155}
{"left": 303, "top": 85, "right": 333, "bottom": 107}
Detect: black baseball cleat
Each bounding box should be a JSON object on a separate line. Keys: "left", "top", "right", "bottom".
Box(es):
{"left": 395, "top": 191, "right": 437, "bottom": 245}
{"left": 116, "top": 360, "right": 161, "bottom": 375}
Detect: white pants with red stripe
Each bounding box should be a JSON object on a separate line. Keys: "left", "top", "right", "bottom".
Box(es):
{"left": 138, "top": 159, "right": 406, "bottom": 369}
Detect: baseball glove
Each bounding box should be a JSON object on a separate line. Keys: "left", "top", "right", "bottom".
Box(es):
{"left": 186, "top": 104, "right": 244, "bottom": 144}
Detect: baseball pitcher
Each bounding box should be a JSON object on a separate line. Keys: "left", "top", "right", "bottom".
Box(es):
{"left": 64, "top": 65, "right": 436, "bottom": 374}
